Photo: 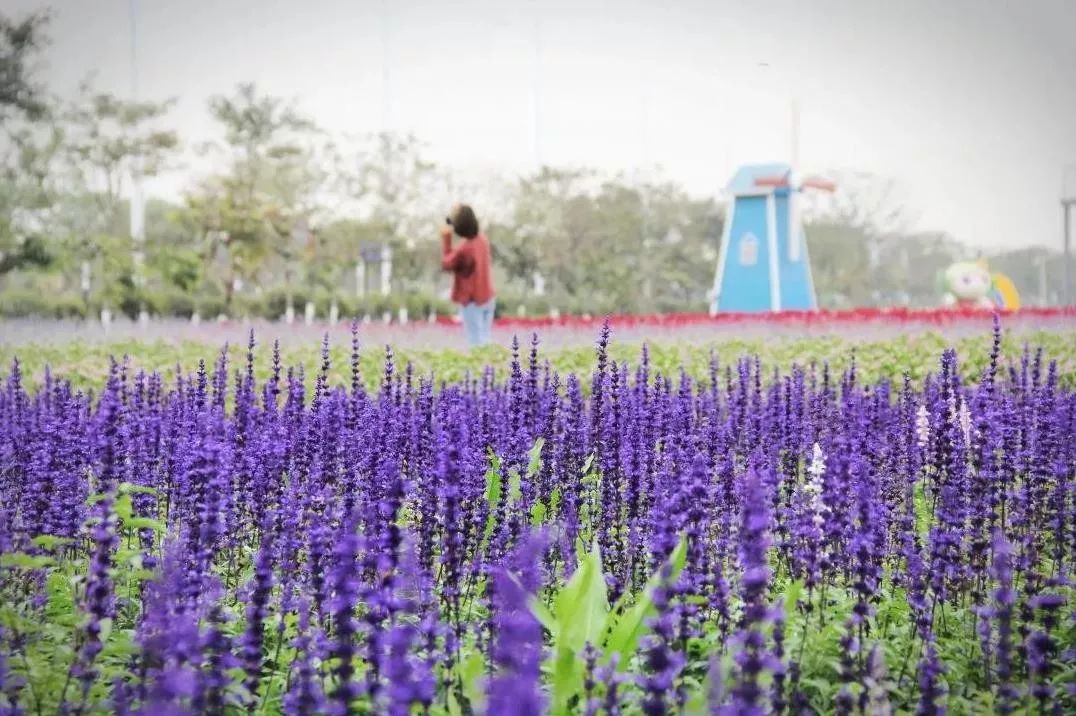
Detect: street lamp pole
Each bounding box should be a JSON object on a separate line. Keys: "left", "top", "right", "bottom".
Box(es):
{"left": 1064, "top": 164, "right": 1076, "bottom": 306}
{"left": 532, "top": 5, "right": 542, "bottom": 170}
{"left": 129, "top": 0, "right": 147, "bottom": 323}
{"left": 1064, "top": 198, "right": 1074, "bottom": 305}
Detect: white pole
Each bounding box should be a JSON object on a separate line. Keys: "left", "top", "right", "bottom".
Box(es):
{"left": 129, "top": 0, "right": 143, "bottom": 241}
{"left": 532, "top": 3, "right": 542, "bottom": 169}
{"left": 787, "top": 98, "right": 802, "bottom": 262}
{"left": 382, "top": 0, "right": 391, "bottom": 133}
{"left": 129, "top": 0, "right": 148, "bottom": 323}
{"left": 355, "top": 261, "right": 366, "bottom": 298}
{"left": 789, "top": 98, "right": 800, "bottom": 169}
{"left": 380, "top": 245, "right": 392, "bottom": 296}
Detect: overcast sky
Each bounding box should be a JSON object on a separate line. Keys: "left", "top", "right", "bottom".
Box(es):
{"left": 11, "top": 0, "right": 1076, "bottom": 250}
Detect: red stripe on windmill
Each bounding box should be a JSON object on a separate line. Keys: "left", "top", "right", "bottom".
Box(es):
{"left": 710, "top": 164, "right": 835, "bottom": 314}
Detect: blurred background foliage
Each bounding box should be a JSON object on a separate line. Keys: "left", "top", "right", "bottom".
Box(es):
{"left": 2, "top": 9, "right": 1073, "bottom": 321}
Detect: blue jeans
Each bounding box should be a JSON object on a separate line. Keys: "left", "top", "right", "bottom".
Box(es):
{"left": 460, "top": 299, "right": 495, "bottom": 347}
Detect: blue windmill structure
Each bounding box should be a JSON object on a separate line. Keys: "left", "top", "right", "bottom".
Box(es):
{"left": 710, "top": 163, "right": 834, "bottom": 313}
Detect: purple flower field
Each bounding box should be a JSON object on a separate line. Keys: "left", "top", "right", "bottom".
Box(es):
{"left": 0, "top": 320, "right": 1073, "bottom": 715}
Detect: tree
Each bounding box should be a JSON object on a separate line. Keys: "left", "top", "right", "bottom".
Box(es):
{"left": 492, "top": 168, "right": 720, "bottom": 314}
{"left": 0, "top": 10, "right": 55, "bottom": 284}
{"left": 52, "top": 84, "right": 179, "bottom": 312}
{"left": 62, "top": 84, "right": 179, "bottom": 237}
{"left": 802, "top": 172, "right": 915, "bottom": 307}
{"left": 0, "top": 121, "right": 63, "bottom": 283}
{"left": 872, "top": 231, "right": 963, "bottom": 306}
{"left": 352, "top": 132, "right": 446, "bottom": 292}
{"left": 0, "top": 9, "right": 49, "bottom": 123}
{"left": 803, "top": 219, "right": 873, "bottom": 308}
{"left": 184, "top": 82, "right": 328, "bottom": 313}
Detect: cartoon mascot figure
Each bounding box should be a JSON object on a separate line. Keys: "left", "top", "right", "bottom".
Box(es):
{"left": 941, "top": 258, "right": 1020, "bottom": 311}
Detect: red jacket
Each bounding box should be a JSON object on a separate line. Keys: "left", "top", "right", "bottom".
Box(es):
{"left": 441, "top": 232, "right": 495, "bottom": 305}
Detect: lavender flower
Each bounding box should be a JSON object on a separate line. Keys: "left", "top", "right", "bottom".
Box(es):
{"left": 67, "top": 493, "right": 120, "bottom": 709}
{"left": 728, "top": 470, "right": 779, "bottom": 716}
{"left": 486, "top": 532, "right": 548, "bottom": 716}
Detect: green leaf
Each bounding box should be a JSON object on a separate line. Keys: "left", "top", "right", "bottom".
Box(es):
{"left": 507, "top": 470, "right": 522, "bottom": 506}
{"left": 31, "top": 534, "right": 70, "bottom": 550}
{"left": 459, "top": 648, "right": 486, "bottom": 712}
{"left": 603, "top": 533, "right": 687, "bottom": 669}
{"left": 782, "top": 578, "right": 805, "bottom": 617}
{"left": 446, "top": 690, "right": 463, "bottom": 716}
{"left": 546, "top": 540, "right": 610, "bottom": 712}
{"left": 114, "top": 493, "right": 133, "bottom": 522}
{"left": 126, "top": 517, "right": 166, "bottom": 533}
{"left": 559, "top": 542, "right": 611, "bottom": 646}
{"left": 118, "top": 482, "right": 158, "bottom": 496}
{"left": 484, "top": 462, "right": 502, "bottom": 507}
{"left": 530, "top": 499, "right": 548, "bottom": 527}
{"left": 529, "top": 596, "right": 557, "bottom": 636}
{"left": 0, "top": 552, "right": 54, "bottom": 570}
{"left": 97, "top": 616, "right": 113, "bottom": 643}
{"left": 527, "top": 437, "right": 545, "bottom": 478}
{"left": 481, "top": 460, "right": 504, "bottom": 554}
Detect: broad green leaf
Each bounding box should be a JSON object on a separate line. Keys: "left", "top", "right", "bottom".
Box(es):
{"left": 554, "top": 542, "right": 609, "bottom": 649}
{"left": 547, "top": 540, "right": 610, "bottom": 712}
{"left": 446, "top": 690, "right": 463, "bottom": 716}
{"left": 529, "top": 596, "right": 557, "bottom": 636}
{"left": 603, "top": 533, "right": 687, "bottom": 669}
{"left": 459, "top": 648, "right": 486, "bottom": 712}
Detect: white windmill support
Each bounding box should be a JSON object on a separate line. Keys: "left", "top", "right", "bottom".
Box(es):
{"left": 791, "top": 184, "right": 800, "bottom": 262}
{"left": 380, "top": 245, "right": 393, "bottom": 296}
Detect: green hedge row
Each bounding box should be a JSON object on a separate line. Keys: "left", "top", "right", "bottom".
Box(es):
{"left": 0, "top": 286, "right": 643, "bottom": 321}
{"left": 0, "top": 286, "right": 458, "bottom": 321}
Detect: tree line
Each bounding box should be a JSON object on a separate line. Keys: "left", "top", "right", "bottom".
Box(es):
{"left": 1, "top": 10, "right": 1070, "bottom": 321}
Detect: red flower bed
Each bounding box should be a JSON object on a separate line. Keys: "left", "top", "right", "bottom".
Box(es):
{"left": 464, "top": 306, "right": 1076, "bottom": 330}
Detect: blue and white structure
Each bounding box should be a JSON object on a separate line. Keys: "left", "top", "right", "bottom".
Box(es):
{"left": 710, "top": 163, "right": 834, "bottom": 313}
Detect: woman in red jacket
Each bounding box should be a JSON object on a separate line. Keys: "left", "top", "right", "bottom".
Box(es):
{"left": 440, "top": 204, "right": 496, "bottom": 347}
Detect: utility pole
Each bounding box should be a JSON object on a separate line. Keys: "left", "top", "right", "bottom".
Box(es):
{"left": 381, "top": 0, "right": 391, "bottom": 133}
{"left": 129, "top": 0, "right": 148, "bottom": 323}
{"left": 789, "top": 98, "right": 800, "bottom": 168}
{"left": 788, "top": 98, "right": 802, "bottom": 263}
{"left": 1064, "top": 198, "right": 1073, "bottom": 305}
{"left": 532, "top": 3, "right": 542, "bottom": 170}
{"left": 1038, "top": 254, "right": 1048, "bottom": 306}
{"left": 1064, "top": 163, "right": 1076, "bottom": 306}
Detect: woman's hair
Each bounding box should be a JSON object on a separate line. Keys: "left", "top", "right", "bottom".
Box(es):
{"left": 452, "top": 204, "right": 480, "bottom": 239}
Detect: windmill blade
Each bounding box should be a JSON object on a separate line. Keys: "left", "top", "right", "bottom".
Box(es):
{"left": 753, "top": 174, "right": 792, "bottom": 187}
{"left": 800, "top": 176, "right": 836, "bottom": 192}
